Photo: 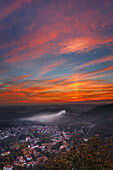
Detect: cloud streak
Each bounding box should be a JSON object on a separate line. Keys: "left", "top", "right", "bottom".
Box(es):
{"left": 0, "top": 0, "right": 113, "bottom": 104}
{"left": 0, "top": 0, "right": 34, "bottom": 21}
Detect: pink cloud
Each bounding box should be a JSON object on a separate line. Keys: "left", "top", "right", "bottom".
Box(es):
{"left": 40, "top": 59, "right": 66, "bottom": 75}
{"left": 14, "top": 74, "right": 32, "bottom": 82}
{"left": 60, "top": 37, "right": 113, "bottom": 54}
{"left": 0, "top": 0, "right": 112, "bottom": 64}
{"left": 82, "top": 65, "right": 113, "bottom": 77}
{"left": 0, "top": 0, "right": 34, "bottom": 21}
{"left": 72, "top": 55, "right": 113, "bottom": 71}
{"left": 80, "top": 55, "right": 113, "bottom": 68}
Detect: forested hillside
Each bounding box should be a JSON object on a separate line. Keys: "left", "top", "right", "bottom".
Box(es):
{"left": 45, "top": 137, "right": 113, "bottom": 170}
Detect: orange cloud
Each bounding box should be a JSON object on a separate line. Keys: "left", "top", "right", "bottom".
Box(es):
{"left": 0, "top": 81, "right": 113, "bottom": 104}
{"left": 1, "top": 63, "right": 113, "bottom": 104}
{"left": 83, "top": 65, "right": 113, "bottom": 77}
{"left": 0, "top": 0, "right": 113, "bottom": 104}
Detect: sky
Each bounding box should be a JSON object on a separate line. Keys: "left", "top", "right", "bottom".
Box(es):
{"left": 0, "top": 0, "right": 113, "bottom": 105}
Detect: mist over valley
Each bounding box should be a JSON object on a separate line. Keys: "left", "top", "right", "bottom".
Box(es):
{"left": 0, "top": 103, "right": 113, "bottom": 137}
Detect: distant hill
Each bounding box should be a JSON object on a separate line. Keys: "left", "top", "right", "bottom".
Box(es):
{"left": 79, "top": 104, "right": 113, "bottom": 137}
{"left": 0, "top": 104, "right": 95, "bottom": 121}
{"left": 81, "top": 103, "right": 113, "bottom": 120}
{"left": 0, "top": 103, "right": 113, "bottom": 137}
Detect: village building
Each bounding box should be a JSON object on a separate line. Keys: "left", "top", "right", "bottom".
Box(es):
{"left": 1, "top": 151, "right": 10, "bottom": 156}
{"left": 27, "top": 161, "right": 35, "bottom": 167}
{"left": 3, "top": 165, "right": 13, "bottom": 170}
{"left": 26, "top": 136, "right": 30, "bottom": 142}
{"left": 26, "top": 154, "right": 33, "bottom": 161}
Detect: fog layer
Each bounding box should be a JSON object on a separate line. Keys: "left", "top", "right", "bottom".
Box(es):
{"left": 21, "top": 110, "right": 66, "bottom": 122}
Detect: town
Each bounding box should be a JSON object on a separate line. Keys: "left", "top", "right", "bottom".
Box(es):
{"left": 0, "top": 121, "right": 96, "bottom": 169}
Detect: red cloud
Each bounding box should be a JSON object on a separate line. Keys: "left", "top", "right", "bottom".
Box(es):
{"left": 14, "top": 74, "right": 32, "bottom": 82}
{"left": 82, "top": 65, "right": 113, "bottom": 77}
{"left": 0, "top": 0, "right": 113, "bottom": 104}
{"left": 1, "top": 0, "right": 112, "bottom": 64}
{"left": 0, "top": 74, "right": 113, "bottom": 104}
{"left": 0, "top": 0, "right": 34, "bottom": 21}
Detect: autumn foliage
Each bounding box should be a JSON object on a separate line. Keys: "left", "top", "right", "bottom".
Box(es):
{"left": 46, "top": 137, "right": 113, "bottom": 169}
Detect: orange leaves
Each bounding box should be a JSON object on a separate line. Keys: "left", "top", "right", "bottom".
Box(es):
{"left": 46, "top": 137, "right": 113, "bottom": 169}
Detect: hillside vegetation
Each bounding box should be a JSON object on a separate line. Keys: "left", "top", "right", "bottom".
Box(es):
{"left": 46, "top": 137, "right": 113, "bottom": 170}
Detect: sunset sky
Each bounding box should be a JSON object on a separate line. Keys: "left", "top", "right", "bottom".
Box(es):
{"left": 0, "top": 0, "right": 113, "bottom": 105}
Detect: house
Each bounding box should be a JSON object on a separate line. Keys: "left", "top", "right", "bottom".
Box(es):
{"left": 26, "top": 136, "right": 30, "bottom": 142}
{"left": 3, "top": 165, "right": 13, "bottom": 170}
{"left": 1, "top": 151, "right": 10, "bottom": 156}
{"left": 18, "top": 156, "right": 26, "bottom": 163}
{"left": 27, "top": 162, "right": 34, "bottom": 167}
{"left": 19, "top": 162, "right": 26, "bottom": 167}
{"left": 37, "top": 156, "right": 48, "bottom": 163}
{"left": 31, "top": 144, "right": 39, "bottom": 149}
{"left": 84, "top": 138, "right": 88, "bottom": 142}
{"left": 13, "top": 161, "right": 20, "bottom": 166}
{"left": 60, "top": 145, "right": 67, "bottom": 150}
{"left": 26, "top": 154, "right": 33, "bottom": 161}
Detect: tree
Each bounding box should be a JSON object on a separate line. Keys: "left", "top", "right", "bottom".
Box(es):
{"left": 46, "top": 137, "right": 113, "bottom": 169}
